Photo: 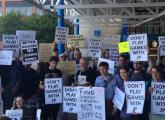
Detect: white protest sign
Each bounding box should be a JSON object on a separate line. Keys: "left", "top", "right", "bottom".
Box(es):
{"left": 44, "top": 78, "right": 62, "bottom": 104}
{"left": 128, "top": 34, "right": 148, "bottom": 61}
{"left": 98, "top": 58, "right": 115, "bottom": 75}
{"left": 16, "top": 30, "right": 36, "bottom": 41}
{"left": 109, "top": 46, "right": 119, "bottom": 64}
{"left": 36, "top": 109, "right": 41, "bottom": 120}
{"left": 113, "top": 87, "right": 125, "bottom": 111}
{"left": 5, "top": 109, "right": 23, "bottom": 120}
{"left": 151, "top": 82, "right": 165, "bottom": 115}
{"left": 63, "top": 87, "right": 79, "bottom": 113}
{"left": 55, "top": 27, "right": 69, "bottom": 44}
{"left": 88, "top": 37, "right": 101, "bottom": 58}
{"left": 78, "top": 87, "right": 105, "bottom": 120}
{"left": 78, "top": 75, "right": 87, "bottom": 85}
{"left": 21, "top": 40, "right": 39, "bottom": 65}
{"left": 2, "top": 34, "right": 19, "bottom": 58}
{"left": 124, "top": 81, "right": 145, "bottom": 114}
{"left": 0, "top": 50, "right": 13, "bottom": 65}
{"left": 158, "top": 36, "right": 165, "bottom": 56}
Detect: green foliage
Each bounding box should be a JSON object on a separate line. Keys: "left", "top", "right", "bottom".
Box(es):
{"left": 0, "top": 11, "right": 73, "bottom": 43}
{"left": 0, "top": 11, "right": 26, "bottom": 34}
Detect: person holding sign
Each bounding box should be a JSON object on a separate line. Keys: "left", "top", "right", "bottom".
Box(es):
{"left": 74, "top": 57, "right": 96, "bottom": 86}
{"left": 117, "top": 67, "right": 131, "bottom": 120}
{"left": 148, "top": 66, "right": 165, "bottom": 119}
{"left": 11, "top": 95, "right": 24, "bottom": 110}
{"left": 129, "top": 61, "right": 151, "bottom": 120}
{"left": 103, "top": 49, "right": 110, "bottom": 59}
{"left": 39, "top": 56, "right": 62, "bottom": 120}
{"left": 95, "top": 62, "right": 117, "bottom": 120}
{"left": 114, "top": 55, "right": 130, "bottom": 84}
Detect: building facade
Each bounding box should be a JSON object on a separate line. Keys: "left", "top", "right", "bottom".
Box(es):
{"left": 0, "top": 0, "right": 43, "bottom": 16}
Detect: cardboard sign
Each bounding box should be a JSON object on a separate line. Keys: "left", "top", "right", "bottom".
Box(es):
{"left": 113, "top": 87, "right": 125, "bottom": 111}
{"left": 55, "top": 27, "right": 69, "bottom": 43}
{"left": 67, "top": 35, "right": 84, "bottom": 48}
{"left": 98, "top": 58, "right": 115, "bottom": 75}
{"left": 88, "top": 37, "right": 102, "bottom": 58}
{"left": 128, "top": 34, "right": 148, "bottom": 61}
{"left": 39, "top": 43, "right": 53, "bottom": 62}
{"left": 0, "top": 50, "right": 13, "bottom": 65}
{"left": 2, "top": 34, "right": 19, "bottom": 58}
{"left": 77, "top": 87, "right": 105, "bottom": 120}
{"left": 151, "top": 82, "right": 165, "bottom": 115}
{"left": 78, "top": 75, "right": 87, "bottom": 85}
{"left": 158, "top": 36, "right": 165, "bottom": 56}
{"left": 5, "top": 109, "right": 23, "bottom": 120}
{"left": 118, "top": 41, "right": 130, "bottom": 53}
{"left": 63, "top": 87, "right": 79, "bottom": 113}
{"left": 16, "top": 30, "right": 36, "bottom": 41}
{"left": 57, "top": 61, "right": 76, "bottom": 75}
{"left": 124, "top": 81, "right": 145, "bottom": 114}
{"left": 44, "top": 78, "right": 62, "bottom": 104}
{"left": 21, "top": 40, "right": 39, "bottom": 65}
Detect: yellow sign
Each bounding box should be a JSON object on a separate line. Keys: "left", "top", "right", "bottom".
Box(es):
{"left": 67, "top": 35, "right": 85, "bottom": 48}
{"left": 118, "top": 41, "right": 130, "bottom": 53}
{"left": 57, "top": 61, "right": 76, "bottom": 75}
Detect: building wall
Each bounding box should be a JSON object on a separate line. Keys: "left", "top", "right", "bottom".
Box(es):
{"left": 0, "top": 0, "right": 43, "bottom": 16}
{"left": 79, "top": 20, "right": 121, "bottom": 37}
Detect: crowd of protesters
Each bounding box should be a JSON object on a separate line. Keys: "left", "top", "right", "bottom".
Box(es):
{"left": 0, "top": 41, "right": 164, "bottom": 120}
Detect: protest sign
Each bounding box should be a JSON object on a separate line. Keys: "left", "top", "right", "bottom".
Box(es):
{"left": 2, "top": 34, "right": 19, "bottom": 58}
{"left": 102, "top": 36, "right": 120, "bottom": 63}
{"left": 118, "top": 41, "right": 130, "bottom": 53}
{"left": 77, "top": 87, "right": 105, "bottom": 120}
{"left": 78, "top": 75, "right": 87, "bottom": 85}
{"left": 55, "top": 27, "right": 69, "bottom": 43}
{"left": 113, "top": 87, "right": 125, "bottom": 111}
{"left": 63, "top": 87, "right": 79, "bottom": 113}
{"left": 151, "top": 82, "right": 165, "bottom": 115}
{"left": 88, "top": 37, "right": 101, "bottom": 58}
{"left": 98, "top": 58, "right": 114, "bottom": 75}
{"left": 36, "top": 109, "right": 41, "bottom": 120}
{"left": 5, "top": 109, "right": 23, "bottom": 120}
{"left": 16, "top": 30, "right": 36, "bottom": 41}
{"left": 128, "top": 34, "right": 148, "bottom": 61}
{"left": 158, "top": 36, "right": 165, "bottom": 56}
{"left": 39, "top": 43, "right": 53, "bottom": 62}
{"left": 57, "top": 61, "right": 76, "bottom": 75}
{"left": 44, "top": 78, "right": 62, "bottom": 104}
{"left": 21, "top": 40, "right": 39, "bottom": 65}
{"left": 109, "top": 46, "right": 119, "bottom": 65}
{"left": 0, "top": 50, "right": 13, "bottom": 65}
{"left": 67, "top": 35, "right": 85, "bottom": 48}
{"left": 124, "top": 81, "right": 145, "bottom": 114}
